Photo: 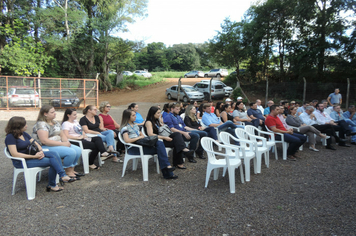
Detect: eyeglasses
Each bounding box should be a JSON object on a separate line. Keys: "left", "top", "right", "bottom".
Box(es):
{"left": 106, "top": 106, "right": 111, "bottom": 108}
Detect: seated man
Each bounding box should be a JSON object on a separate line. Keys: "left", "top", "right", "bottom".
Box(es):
{"left": 300, "top": 106, "right": 347, "bottom": 150}
{"left": 330, "top": 104, "right": 356, "bottom": 137}
{"left": 297, "top": 102, "right": 309, "bottom": 116}
{"left": 343, "top": 105, "right": 356, "bottom": 145}
{"left": 322, "top": 99, "right": 333, "bottom": 115}
{"left": 247, "top": 102, "right": 265, "bottom": 127}
{"left": 264, "top": 100, "right": 274, "bottom": 116}
{"left": 201, "top": 103, "right": 241, "bottom": 141}
{"left": 256, "top": 99, "right": 264, "bottom": 114}
{"left": 265, "top": 105, "right": 307, "bottom": 161}
{"left": 314, "top": 103, "right": 351, "bottom": 148}
{"left": 164, "top": 103, "right": 206, "bottom": 161}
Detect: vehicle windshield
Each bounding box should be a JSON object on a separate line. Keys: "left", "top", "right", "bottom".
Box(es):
{"left": 183, "top": 87, "right": 197, "bottom": 92}
{"left": 16, "top": 89, "right": 35, "bottom": 95}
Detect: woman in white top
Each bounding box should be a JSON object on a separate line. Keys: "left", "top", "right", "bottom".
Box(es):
{"left": 62, "top": 109, "right": 114, "bottom": 170}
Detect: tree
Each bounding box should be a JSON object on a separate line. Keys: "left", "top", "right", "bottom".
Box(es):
{"left": 167, "top": 44, "right": 200, "bottom": 71}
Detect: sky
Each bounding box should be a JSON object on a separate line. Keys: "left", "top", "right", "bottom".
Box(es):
{"left": 117, "top": 0, "right": 256, "bottom": 46}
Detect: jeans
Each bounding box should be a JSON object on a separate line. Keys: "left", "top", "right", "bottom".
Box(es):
{"left": 276, "top": 133, "right": 307, "bottom": 155}
{"left": 98, "top": 130, "right": 116, "bottom": 148}
{"left": 12, "top": 151, "right": 66, "bottom": 188}
{"left": 190, "top": 130, "right": 207, "bottom": 155}
{"left": 128, "top": 140, "right": 171, "bottom": 169}
{"left": 42, "top": 145, "right": 81, "bottom": 168}
{"left": 344, "top": 119, "right": 356, "bottom": 142}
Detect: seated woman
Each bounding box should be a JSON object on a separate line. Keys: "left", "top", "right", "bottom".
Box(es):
{"left": 233, "top": 102, "right": 259, "bottom": 127}
{"left": 79, "top": 105, "right": 120, "bottom": 163}
{"left": 214, "top": 102, "right": 223, "bottom": 118}
{"left": 220, "top": 104, "right": 235, "bottom": 123}
{"left": 161, "top": 103, "right": 170, "bottom": 120}
{"left": 128, "top": 103, "right": 145, "bottom": 126}
{"left": 62, "top": 108, "right": 114, "bottom": 170}
{"left": 144, "top": 106, "right": 194, "bottom": 169}
{"left": 98, "top": 101, "right": 125, "bottom": 154}
{"left": 120, "top": 109, "right": 178, "bottom": 179}
{"left": 5, "top": 117, "right": 75, "bottom": 192}
{"left": 286, "top": 106, "right": 327, "bottom": 152}
{"left": 32, "top": 105, "right": 82, "bottom": 180}
{"left": 196, "top": 103, "right": 205, "bottom": 119}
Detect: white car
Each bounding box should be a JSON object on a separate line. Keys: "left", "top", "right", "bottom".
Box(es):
{"left": 134, "top": 70, "right": 152, "bottom": 78}
{"left": 200, "top": 80, "right": 233, "bottom": 96}
{"left": 204, "top": 69, "right": 229, "bottom": 78}
{"left": 122, "top": 71, "right": 133, "bottom": 76}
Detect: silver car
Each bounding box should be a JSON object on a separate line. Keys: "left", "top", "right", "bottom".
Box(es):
{"left": 166, "top": 85, "right": 204, "bottom": 103}
{"left": 193, "top": 82, "right": 225, "bottom": 100}
{"left": 1, "top": 87, "right": 39, "bottom": 107}
{"left": 204, "top": 69, "right": 229, "bottom": 78}
{"left": 200, "top": 80, "right": 233, "bottom": 96}
{"left": 134, "top": 70, "right": 152, "bottom": 78}
{"left": 184, "top": 70, "right": 204, "bottom": 78}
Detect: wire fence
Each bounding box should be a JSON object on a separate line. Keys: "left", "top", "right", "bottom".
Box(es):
{"left": 0, "top": 76, "right": 98, "bottom": 110}
{"left": 241, "top": 78, "right": 356, "bottom": 108}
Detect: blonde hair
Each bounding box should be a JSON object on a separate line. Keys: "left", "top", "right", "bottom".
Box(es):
{"left": 37, "top": 105, "right": 54, "bottom": 122}
{"left": 185, "top": 105, "right": 198, "bottom": 122}
{"left": 99, "top": 101, "right": 110, "bottom": 113}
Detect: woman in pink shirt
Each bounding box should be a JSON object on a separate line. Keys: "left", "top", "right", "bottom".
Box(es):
{"left": 62, "top": 109, "right": 114, "bottom": 170}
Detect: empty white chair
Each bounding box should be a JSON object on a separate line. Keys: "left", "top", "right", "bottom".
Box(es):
{"left": 201, "top": 137, "right": 244, "bottom": 193}
{"left": 245, "top": 125, "right": 278, "bottom": 160}
{"left": 265, "top": 125, "right": 288, "bottom": 160}
{"left": 4, "top": 148, "right": 58, "bottom": 200}
{"left": 119, "top": 133, "right": 159, "bottom": 181}
{"left": 234, "top": 128, "right": 269, "bottom": 171}
{"left": 219, "top": 132, "right": 257, "bottom": 182}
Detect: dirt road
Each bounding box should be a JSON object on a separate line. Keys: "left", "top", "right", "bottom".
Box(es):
{"left": 99, "top": 77, "right": 206, "bottom": 106}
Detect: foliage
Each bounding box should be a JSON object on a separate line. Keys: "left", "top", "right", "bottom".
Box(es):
{"left": 110, "top": 74, "right": 164, "bottom": 89}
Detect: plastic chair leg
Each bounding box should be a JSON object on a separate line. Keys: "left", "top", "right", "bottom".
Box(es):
{"left": 239, "top": 165, "right": 245, "bottom": 184}
{"left": 141, "top": 157, "right": 149, "bottom": 181}
{"left": 25, "top": 169, "right": 40, "bottom": 200}
{"left": 205, "top": 166, "right": 213, "bottom": 188}
{"left": 122, "top": 158, "right": 129, "bottom": 177}
{"left": 213, "top": 168, "right": 219, "bottom": 180}
{"left": 228, "top": 166, "right": 236, "bottom": 194}
{"left": 244, "top": 159, "right": 251, "bottom": 182}
{"left": 255, "top": 153, "right": 262, "bottom": 174}
{"left": 12, "top": 168, "right": 22, "bottom": 195}
{"left": 81, "top": 150, "right": 90, "bottom": 174}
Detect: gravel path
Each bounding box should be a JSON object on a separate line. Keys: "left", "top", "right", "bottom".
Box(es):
{"left": 0, "top": 107, "right": 355, "bottom": 235}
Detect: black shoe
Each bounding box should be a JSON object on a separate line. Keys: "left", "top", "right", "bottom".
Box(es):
{"left": 175, "top": 165, "right": 187, "bottom": 169}
{"left": 198, "top": 153, "right": 206, "bottom": 159}
{"left": 188, "top": 158, "right": 197, "bottom": 163}
{"left": 183, "top": 150, "right": 194, "bottom": 159}
{"left": 59, "top": 177, "right": 76, "bottom": 186}
{"left": 351, "top": 142, "right": 356, "bottom": 145}
{"left": 162, "top": 168, "right": 178, "bottom": 179}
{"left": 339, "top": 143, "right": 351, "bottom": 147}
{"left": 326, "top": 145, "right": 336, "bottom": 150}
{"left": 336, "top": 138, "right": 348, "bottom": 143}
{"left": 167, "top": 166, "right": 176, "bottom": 172}
{"left": 69, "top": 176, "right": 80, "bottom": 180}
{"left": 350, "top": 132, "right": 356, "bottom": 136}
{"left": 75, "top": 173, "right": 85, "bottom": 177}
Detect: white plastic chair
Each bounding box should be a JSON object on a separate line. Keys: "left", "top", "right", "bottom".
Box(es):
{"left": 119, "top": 133, "right": 160, "bottom": 181}
{"left": 234, "top": 128, "right": 269, "bottom": 171}
{"left": 200, "top": 137, "right": 244, "bottom": 193}
{"left": 68, "top": 139, "right": 102, "bottom": 174}
{"left": 265, "top": 125, "right": 288, "bottom": 160}
{"left": 4, "top": 148, "right": 58, "bottom": 200}
{"left": 219, "top": 132, "right": 257, "bottom": 182}
{"left": 245, "top": 125, "right": 278, "bottom": 160}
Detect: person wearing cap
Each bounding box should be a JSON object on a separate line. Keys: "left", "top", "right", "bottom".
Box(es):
{"left": 236, "top": 96, "right": 246, "bottom": 110}
{"left": 290, "top": 101, "right": 296, "bottom": 108}
{"left": 225, "top": 98, "right": 232, "bottom": 105}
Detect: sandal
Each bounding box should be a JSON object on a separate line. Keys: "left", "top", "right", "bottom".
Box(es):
{"left": 101, "top": 154, "right": 114, "bottom": 161}
{"left": 46, "top": 185, "right": 63, "bottom": 192}
{"left": 89, "top": 165, "right": 100, "bottom": 170}
{"left": 112, "top": 158, "right": 123, "bottom": 163}
{"left": 59, "top": 177, "right": 76, "bottom": 186}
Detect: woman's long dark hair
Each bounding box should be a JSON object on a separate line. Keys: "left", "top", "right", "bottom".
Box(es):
{"left": 214, "top": 102, "right": 223, "bottom": 115}
{"left": 83, "top": 105, "right": 94, "bottom": 115}
{"left": 145, "top": 106, "right": 160, "bottom": 134}
{"left": 120, "top": 109, "right": 134, "bottom": 130}
{"left": 62, "top": 108, "right": 76, "bottom": 124}
{"left": 128, "top": 103, "right": 137, "bottom": 110}
{"left": 235, "top": 101, "right": 244, "bottom": 112}
{"left": 5, "top": 116, "right": 26, "bottom": 138}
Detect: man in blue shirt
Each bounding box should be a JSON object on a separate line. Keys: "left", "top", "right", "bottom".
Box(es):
{"left": 264, "top": 100, "right": 274, "bottom": 116}
{"left": 327, "top": 88, "right": 342, "bottom": 106}
{"left": 247, "top": 102, "right": 265, "bottom": 127}
{"left": 343, "top": 105, "right": 356, "bottom": 145}
{"left": 330, "top": 105, "right": 356, "bottom": 143}
{"left": 201, "top": 103, "right": 240, "bottom": 140}
{"left": 164, "top": 103, "right": 206, "bottom": 160}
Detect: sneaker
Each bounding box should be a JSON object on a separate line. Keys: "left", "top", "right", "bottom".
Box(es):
{"left": 309, "top": 146, "right": 319, "bottom": 152}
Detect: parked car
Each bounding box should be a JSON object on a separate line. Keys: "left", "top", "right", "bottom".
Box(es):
{"left": 204, "top": 69, "right": 229, "bottom": 78}
{"left": 122, "top": 71, "right": 133, "bottom": 76}
{"left": 42, "top": 89, "right": 80, "bottom": 107}
{"left": 1, "top": 87, "right": 39, "bottom": 107}
{"left": 184, "top": 70, "right": 204, "bottom": 78}
{"left": 230, "top": 69, "right": 246, "bottom": 76}
{"left": 166, "top": 85, "right": 204, "bottom": 103}
{"left": 134, "top": 70, "right": 152, "bottom": 78}
{"left": 193, "top": 81, "right": 225, "bottom": 100}
{"left": 200, "top": 80, "right": 233, "bottom": 96}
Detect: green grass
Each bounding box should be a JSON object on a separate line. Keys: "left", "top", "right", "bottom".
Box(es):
{"left": 150, "top": 71, "right": 189, "bottom": 80}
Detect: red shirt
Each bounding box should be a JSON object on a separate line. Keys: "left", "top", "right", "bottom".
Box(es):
{"left": 99, "top": 114, "right": 116, "bottom": 130}
{"left": 265, "top": 114, "right": 287, "bottom": 131}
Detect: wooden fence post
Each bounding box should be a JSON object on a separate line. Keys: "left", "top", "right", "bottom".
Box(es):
{"left": 303, "top": 77, "right": 306, "bottom": 103}
{"left": 265, "top": 77, "right": 268, "bottom": 107}
{"left": 346, "top": 78, "right": 350, "bottom": 109}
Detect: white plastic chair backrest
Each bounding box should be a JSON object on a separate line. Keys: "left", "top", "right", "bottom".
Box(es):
{"left": 4, "top": 148, "right": 27, "bottom": 168}
{"left": 235, "top": 128, "right": 248, "bottom": 140}
{"left": 180, "top": 113, "right": 185, "bottom": 120}
{"left": 245, "top": 125, "right": 257, "bottom": 136}
{"left": 201, "top": 137, "right": 223, "bottom": 163}
{"left": 198, "top": 119, "right": 207, "bottom": 128}
{"left": 218, "top": 132, "right": 247, "bottom": 157}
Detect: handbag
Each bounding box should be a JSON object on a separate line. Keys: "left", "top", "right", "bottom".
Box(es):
{"left": 26, "top": 140, "right": 40, "bottom": 155}
{"left": 158, "top": 124, "right": 173, "bottom": 137}
{"left": 135, "top": 135, "right": 158, "bottom": 147}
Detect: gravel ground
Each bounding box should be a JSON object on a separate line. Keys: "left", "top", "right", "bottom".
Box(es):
{"left": 0, "top": 105, "right": 355, "bottom": 235}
